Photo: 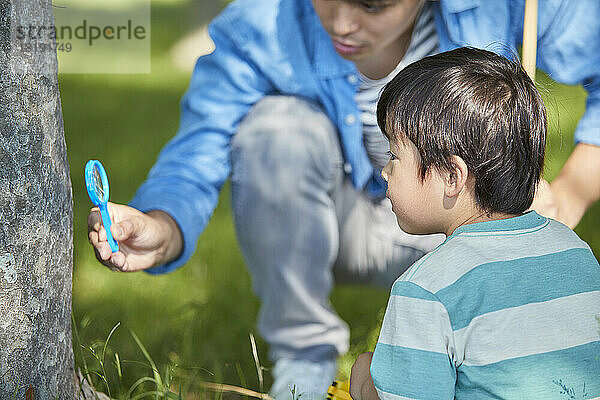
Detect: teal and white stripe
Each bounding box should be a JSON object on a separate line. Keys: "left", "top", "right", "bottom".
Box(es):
{"left": 371, "top": 212, "right": 600, "bottom": 400}
{"left": 455, "top": 290, "right": 600, "bottom": 366}
{"left": 404, "top": 218, "right": 586, "bottom": 289}
{"left": 378, "top": 286, "right": 452, "bottom": 354}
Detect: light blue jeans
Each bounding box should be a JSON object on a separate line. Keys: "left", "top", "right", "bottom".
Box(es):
{"left": 230, "top": 96, "right": 444, "bottom": 363}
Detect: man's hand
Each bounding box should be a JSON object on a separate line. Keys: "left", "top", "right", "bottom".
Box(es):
{"left": 87, "top": 203, "right": 183, "bottom": 272}
{"left": 531, "top": 143, "right": 600, "bottom": 228}
{"left": 350, "top": 352, "right": 380, "bottom": 400}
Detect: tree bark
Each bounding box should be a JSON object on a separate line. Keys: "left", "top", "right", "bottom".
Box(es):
{"left": 0, "top": 0, "right": 77, "bottom": 398}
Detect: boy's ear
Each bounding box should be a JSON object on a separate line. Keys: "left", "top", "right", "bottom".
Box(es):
{"left": 444, "top": 155, "right": 469, "bottom": 198}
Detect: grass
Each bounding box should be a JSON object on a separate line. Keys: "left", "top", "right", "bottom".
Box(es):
{"left": 74, "top": 318, "right": 188, "bottom": 399}
{"left": 63, "top": 0, "right": 594, "bottom": 397}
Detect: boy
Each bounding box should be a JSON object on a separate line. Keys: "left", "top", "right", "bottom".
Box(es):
{"left": 349, "top": 47, "right": 600, "bottom": 399}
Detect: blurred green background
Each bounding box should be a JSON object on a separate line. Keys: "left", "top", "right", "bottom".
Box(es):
{"left": 61, "top": 0, "right": 595, "bottom": 398}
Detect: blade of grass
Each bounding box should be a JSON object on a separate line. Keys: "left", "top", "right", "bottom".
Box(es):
{"left": 96, "top": 321, "right": 121, "bottom": 399}
{"left": 120, "top": 359, "right": 155, "bottom": 369}
{"left": 114, "top": 352, "right": 123, "bottom": 392}
{"left": 194, "top": 381, "right": 273, "bottom": 400}
{"left": 130, "top": 330, "right": 162, "bottom": 385}
{"left": 249, "top": 333, "right": 264, "bottom": 394}
{"left": 127, "top": 376, "right": 159, "bottom": 398}
{"left": 130, "top": 390, "right": 184, "bottom": 400}
{"left": 84, "top": 345, "right": 111, "bottom": 398}
{"left": 102, "top": 322, "right": 121, "bottom": 366}
{"left": 12, "top": 377, "right": 21, "bottom": 400}
{"left": 72, "top": 314, "right": 95, "bottom": 393}
{"left": 164, "top": 364, "right": 171, "bottom": 390}
{"left": 130, "top": 390, "right": 167, "bottom": 400}
{"left": 130, "top": 329, "right": 163, "bottom": 399}
{"left": 166, "top": 390, "right": 184, "bottom": 400}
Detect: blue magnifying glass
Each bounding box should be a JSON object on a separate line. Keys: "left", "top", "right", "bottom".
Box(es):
{"left": 85, "top": 160, "right": 119, "bottom": 253}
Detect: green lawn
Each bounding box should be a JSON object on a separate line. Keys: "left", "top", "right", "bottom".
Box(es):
{"left": 62, "top": 1, "right": 593, "bottom": 398}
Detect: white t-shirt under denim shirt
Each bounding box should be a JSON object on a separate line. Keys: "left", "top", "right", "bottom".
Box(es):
{"left": 357, "top": 2, "right": 439, "bottom": 171}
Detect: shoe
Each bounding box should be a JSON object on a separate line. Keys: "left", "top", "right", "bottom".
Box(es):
{"left": 269, "top": 358, "right": 336, "bottom": 400}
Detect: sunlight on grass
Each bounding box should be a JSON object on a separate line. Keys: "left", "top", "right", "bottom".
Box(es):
{"left": 64, "top": 1, "right": 592, "bottom": 395}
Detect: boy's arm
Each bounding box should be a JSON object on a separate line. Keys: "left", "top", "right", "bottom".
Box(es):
{"left": 349, "top": 353, "right": 379, "bottom": 400}
{"left": 368, "top": 281, "right": 456, "bottom": 400}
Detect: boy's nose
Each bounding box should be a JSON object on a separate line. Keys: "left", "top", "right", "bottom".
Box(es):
{"left": 381, "top": 162, "right": 390, "bottom": 182}
{"left": 332, "top": 3, "right": 360, "bottom": 36}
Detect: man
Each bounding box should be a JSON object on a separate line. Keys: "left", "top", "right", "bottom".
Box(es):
{"left": 88, "top": 0, "right": 600, "bottom": 398}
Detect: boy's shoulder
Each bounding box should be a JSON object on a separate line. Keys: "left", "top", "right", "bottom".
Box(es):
{"left": 399, "top": 214, "right": 595, "bottom": 295}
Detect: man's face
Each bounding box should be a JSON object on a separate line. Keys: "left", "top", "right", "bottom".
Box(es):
{"left": 381, "top": 137, "right": 445, "bottom": 235}
{"left": 311, "top": 0, "right": 423, "bottom": 63}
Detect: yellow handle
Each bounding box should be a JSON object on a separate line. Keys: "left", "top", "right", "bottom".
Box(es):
{"left": 522, "top": 0, "right": 538, "bottom": 81}
{"left": 327, "top": 380, "right": 353, "bottom": 400}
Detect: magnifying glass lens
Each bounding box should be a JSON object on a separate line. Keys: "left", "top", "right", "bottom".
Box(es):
{"left": 85, "top": 159, "right": 118, "bottom": 252}
{"left": 93, "top": 166, "right": 105, "bottom": 202}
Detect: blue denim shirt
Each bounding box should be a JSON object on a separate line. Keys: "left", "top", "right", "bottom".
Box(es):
{"left": 131, "top": 0, "right": 600, "bottom": 274}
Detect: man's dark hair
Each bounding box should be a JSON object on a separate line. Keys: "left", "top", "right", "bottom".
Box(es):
{"left": 377, "top": 47, "right": 546, "bottom": 215}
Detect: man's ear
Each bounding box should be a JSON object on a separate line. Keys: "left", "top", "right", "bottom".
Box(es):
{"left": 444, "top": 155, "right": 468, "bottom": 198}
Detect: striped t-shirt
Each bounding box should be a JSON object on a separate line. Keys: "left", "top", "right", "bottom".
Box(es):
{"left": 371, "top": 211, "right": 600, "bottom": 399}
{"left": 358, "top": 1, "right": 439, "bottom": 171}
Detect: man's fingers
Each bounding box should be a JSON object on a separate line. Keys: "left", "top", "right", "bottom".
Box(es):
{"left": 109, "top": 252, "right": 123, "bottom": 267}
{"left": 89, "top": 230, "right": 100, "bottom": 249}
{"left": 88, "top": 203, "right": 143, "bottom": 273}
{"left": 97, "top": 239, "right": 112, "bottom": 261}
{"left": 111, "top": 223, "right": 124, "bottom": 241}
{"left": 109, "top": 252, "right": 129, "bottom": 271}
{"left": 98, "top": 225, "right": 107, "bottom": 242}
{"left": 111, "top": 219, "right": 135, "bottom": 241}
{"left": 89, "top": 229, "right": 115, "bottom": 263}
{"left": 90, "top": 211, "right": 127, "bottom": 243}
{"left": 89, "top": 228, "right": 110, "bottom": 256}
{"left": 87, "top": 208, "right": 102, "bottom": 233}
{"left": 93, "top": 241, "right": 125, "bottom": 271}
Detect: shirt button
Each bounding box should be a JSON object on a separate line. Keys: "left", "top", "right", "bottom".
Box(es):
{"left": 343, "top": 163, "right": 353, "bottom": 174}
{"left": 347, "top": 74, "right": 358, "bottom": 84}
{"left": 345, "top": 114, "right": 356, "bottom": 125}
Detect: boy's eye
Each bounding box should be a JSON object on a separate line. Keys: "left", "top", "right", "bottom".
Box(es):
{"left": 360, "top": 1, "right": 388, "bottom": 13}
{"left": 387, "top": 150, "right": 397, "bottom": 161}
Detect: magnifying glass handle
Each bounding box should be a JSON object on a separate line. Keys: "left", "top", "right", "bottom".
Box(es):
{"left": 99, "top": 204, "right": 119, "bottom": 253}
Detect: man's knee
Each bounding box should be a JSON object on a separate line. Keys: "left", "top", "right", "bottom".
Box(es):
{"left": 232, "top": 96, "right": 340, "bottom": 170}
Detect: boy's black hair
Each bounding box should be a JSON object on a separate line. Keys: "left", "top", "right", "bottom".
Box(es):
{"left": 377, "top": 47, "right": 546, "bottom": 215}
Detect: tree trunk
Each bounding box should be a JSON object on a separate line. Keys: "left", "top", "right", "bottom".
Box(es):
{"left": 0, "top": 0, "right": 77, "bottom": 398}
